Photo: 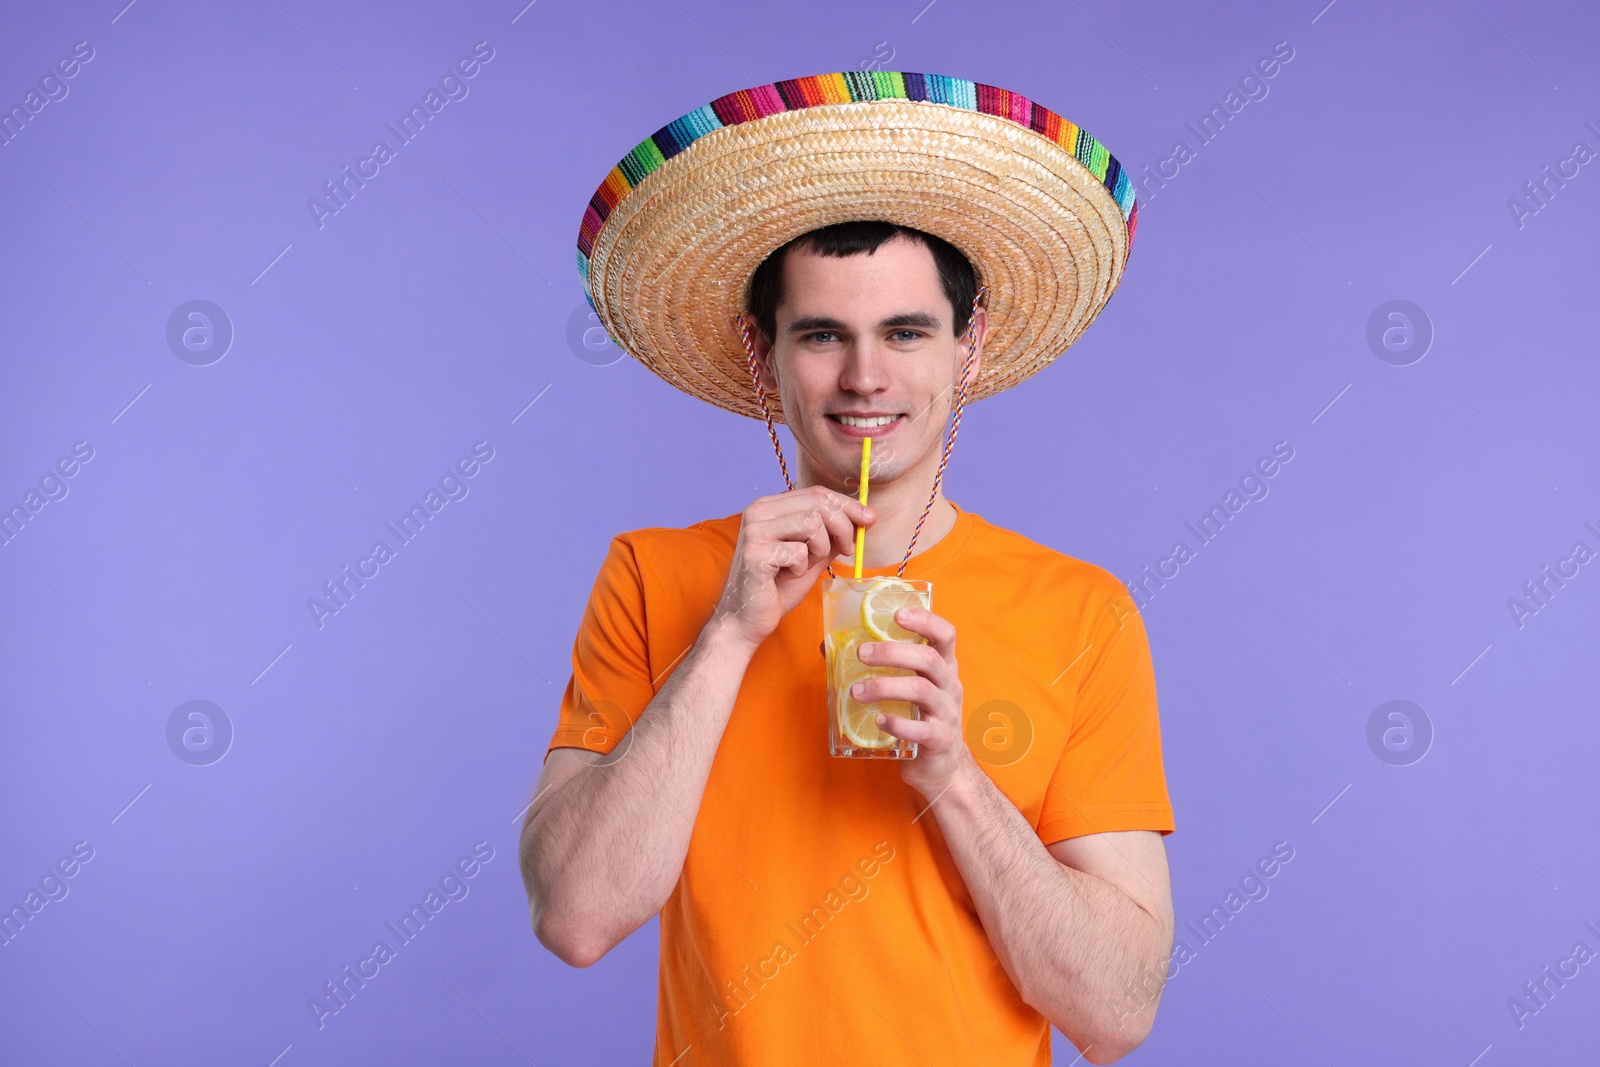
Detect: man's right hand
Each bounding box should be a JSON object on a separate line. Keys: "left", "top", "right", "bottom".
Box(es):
{"left": 711, "top": 485, "right": 875, "bottom": 652}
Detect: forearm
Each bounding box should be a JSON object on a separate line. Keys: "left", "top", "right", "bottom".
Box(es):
{"left": 929, "top": 763, "right": 1170, "bottom": 1062}
{"left": 523, "top": 614, "right": 756, "bottom": 962}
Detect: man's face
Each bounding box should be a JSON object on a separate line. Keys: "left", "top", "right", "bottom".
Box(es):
{"left": 754, "top": 236, "right": 986, "bottom": 492}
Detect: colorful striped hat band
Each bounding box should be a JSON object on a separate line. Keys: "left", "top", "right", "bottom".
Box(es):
{"left": 577, "top": 71, "right": 1137, "bottom": 570}
{"left": 734, "top": 287, "right": 986, "bottom": 579}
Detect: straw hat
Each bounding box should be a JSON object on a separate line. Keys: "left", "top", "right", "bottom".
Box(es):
{"left": 576, "top": 71, "right": 1139, "bottom": 425}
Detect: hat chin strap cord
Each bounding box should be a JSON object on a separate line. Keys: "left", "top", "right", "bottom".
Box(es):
{"left": 733, "top": 286, "right": 985, "bottom": 581}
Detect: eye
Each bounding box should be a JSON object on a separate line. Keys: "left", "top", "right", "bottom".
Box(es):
{"left": 890, "top": 329, "right": 922, "bottom": 342}
{"left": 805, "top": 331, "right": 840, "bottom": 344}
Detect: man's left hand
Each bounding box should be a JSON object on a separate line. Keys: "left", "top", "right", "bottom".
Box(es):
{"left": 852, "top": 605, "right": 977, "bottom": 800}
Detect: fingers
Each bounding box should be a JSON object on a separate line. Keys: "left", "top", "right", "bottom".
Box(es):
{"left": 886, "top": 606, "right": 956, "bottom": 658}
{"left": 809, "top": 486, "right": 874, "bottom": 562}
{"left": 788, "top": 485, "right": 875, "bottom": 536}
{"left": 850, "top": 672, "right": 942, "bottom": 709}
{"left": 851, "top": 643, "right": 960, "bottom": 739}
{"left": 747, "top": 486, "right": 874, "bottom": 571}
{"left": 748, "top": 508, "right": 830, "bottom": 575}
{"left": 801, "top": 508, "right": 834, "bottom": 571}
{"left": 875, "top": 711, "right": 939, "bottom": 747}
{"left": 856, "top": 636, "right": 950, "bottom": 688}
{"left": 776, "top": 540, "right": 810, "bottom": 580}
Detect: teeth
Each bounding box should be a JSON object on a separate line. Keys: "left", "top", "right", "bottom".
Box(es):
{"left": 838, "top": 414, "right": 898, "bottom": 428}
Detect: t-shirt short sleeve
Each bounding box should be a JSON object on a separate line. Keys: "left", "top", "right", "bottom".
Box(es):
{"left": 1036, "top": 583, "right": 1175, "bottom": 844}
{"left": 545, "top": 535, "right": 655, "bottom": 758}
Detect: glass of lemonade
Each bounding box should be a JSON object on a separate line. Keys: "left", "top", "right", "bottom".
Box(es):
{"left": 822, "top": 576, "right": 933, "bottom": 759}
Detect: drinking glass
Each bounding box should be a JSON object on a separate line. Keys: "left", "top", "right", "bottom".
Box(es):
{"left": 822, "top": 576, "right": 933, "bottom": 759}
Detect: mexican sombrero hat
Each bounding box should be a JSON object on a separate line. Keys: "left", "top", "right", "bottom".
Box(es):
{"left": 576, "top": 71, "right": 1139, "bottom": 425}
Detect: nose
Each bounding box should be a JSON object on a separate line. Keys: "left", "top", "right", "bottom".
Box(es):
{"left": 838, "top": 336, "right": 892, "bottom": 398}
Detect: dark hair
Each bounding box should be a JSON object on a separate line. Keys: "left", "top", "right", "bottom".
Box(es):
{"left": 745, "top": 221, "right": 979, "bottom": 344}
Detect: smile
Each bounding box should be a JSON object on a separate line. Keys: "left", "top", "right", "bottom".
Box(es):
{"left": 827, "top": 413, "right": 904, "bottom": 439}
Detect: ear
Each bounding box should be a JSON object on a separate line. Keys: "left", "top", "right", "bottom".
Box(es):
{"left": 747, "top": 320, "right": 780, "bottom": 392}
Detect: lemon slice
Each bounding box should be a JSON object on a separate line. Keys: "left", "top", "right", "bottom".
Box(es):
{"left": 839, "top": 697, "right": 898, "bottom": 748}
{"left": 838, "top": 670, "right": 898, "bottom": 749}
{"left": 860, "top": 577, "right": 924, "bottom": 642}
{"left": 830, "top": 633, "right": 909, "bottom": 749}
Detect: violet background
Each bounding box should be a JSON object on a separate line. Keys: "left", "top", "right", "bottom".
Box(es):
{"left": 2, "top": 0, "right": 1597, "bottom": 1063}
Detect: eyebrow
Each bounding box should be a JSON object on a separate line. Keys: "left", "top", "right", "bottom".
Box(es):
{"left": 785, "top": 311, "right": 944, "bottom": 335}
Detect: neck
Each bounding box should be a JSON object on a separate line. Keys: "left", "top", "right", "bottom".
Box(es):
{"left": 796, "top": 456, "right": 956, "bottom": 570}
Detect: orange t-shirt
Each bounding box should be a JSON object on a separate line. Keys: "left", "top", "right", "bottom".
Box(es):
{"left": 545, "top": 499, "right": 1175, "bottom": 1066}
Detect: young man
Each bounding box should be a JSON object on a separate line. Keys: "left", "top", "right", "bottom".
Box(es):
{"left": 522, "top": 72, "right": 1175, "bottom": 1066}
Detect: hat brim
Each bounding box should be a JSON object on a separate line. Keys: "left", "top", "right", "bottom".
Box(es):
{"left": 579, "top": 75, "right": 1137, "bottom": 424}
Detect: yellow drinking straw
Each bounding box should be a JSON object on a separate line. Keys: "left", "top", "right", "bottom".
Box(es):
{"left": 853, "top": 436, "right": 871, "bottom": 578}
